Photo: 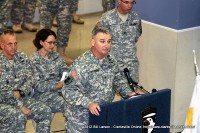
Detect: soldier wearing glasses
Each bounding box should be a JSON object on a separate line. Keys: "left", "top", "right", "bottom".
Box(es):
{"left": 95, "top": 0, "right": 142, "bottom": 84}
{"left": 30, "top": 29, "right": 69, "bottom": 131}
{"left": 0, "top": 29, "right": 51, "bottom": 133}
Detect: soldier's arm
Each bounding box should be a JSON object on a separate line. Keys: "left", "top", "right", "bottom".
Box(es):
{"left": 62, "top": 69, "right": 94, "bottom": 109}
{"left": 16, "top": 59, "right": 35, "bottom": 96}
{"left": 0, "top": 68, "right": 18, "bottom": 101}
{"left": 135, "top": 16, "right": 142, "bottom": 42}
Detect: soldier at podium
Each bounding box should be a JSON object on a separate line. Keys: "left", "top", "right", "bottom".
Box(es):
{"left": 62, "top": 27, "right": 141, "bottom": 133}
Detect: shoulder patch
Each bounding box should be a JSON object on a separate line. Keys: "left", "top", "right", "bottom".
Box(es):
{"left": 71, "top": 71, "right": 78, "bottom": 80}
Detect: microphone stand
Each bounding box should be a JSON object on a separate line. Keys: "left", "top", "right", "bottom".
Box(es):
{"left": 123, "top": 67, "right": 152, "bottom": 96}
{"left": 133, "top": 84, "right": 150, "bottom": 95}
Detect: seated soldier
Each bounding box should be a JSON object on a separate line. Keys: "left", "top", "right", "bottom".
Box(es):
{"left": 0, "top": 29, "right": 51, "bottom": 133}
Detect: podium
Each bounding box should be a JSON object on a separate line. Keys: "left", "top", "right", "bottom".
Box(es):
{"left": 89, "top": 89, "right": 171, "bottom": 133}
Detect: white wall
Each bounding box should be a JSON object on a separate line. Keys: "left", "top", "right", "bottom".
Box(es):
{"left": 137, "top": 21, "right": 200, "bottom": 132}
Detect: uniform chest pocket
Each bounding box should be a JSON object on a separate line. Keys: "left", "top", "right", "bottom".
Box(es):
{"left": 109, "top": 25, "right": 122, "bottom": 39}
{"left": 110, "top": 24, "right": 137, "bottom": 41}
{"left": 123, "top": 25, "right": 137, "bottom": 41}
{"left": 87, "top": 75, "right": 102, "bottom": 89}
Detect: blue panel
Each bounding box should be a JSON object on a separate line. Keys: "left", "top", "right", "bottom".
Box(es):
{"left": 129, "top": 0, "right": 200, "bottom": 30}
{"left": 179, "top": 0, "right": 200, "bottom": 29}
{"left": 133, "top": 0, "right": 179, "bottom": 29}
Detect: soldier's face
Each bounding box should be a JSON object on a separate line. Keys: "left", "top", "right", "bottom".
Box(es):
{"left": 1, "top": 35, "right": 17, "bottom": 60}
{"left": 40, "top": 35, "right": 55, "bottom": 53}
{"left": 91, "top": 32, "right": 112, "bottom": 59}
{"left": 117, "top": 0, "right": 135, "bottom": 14}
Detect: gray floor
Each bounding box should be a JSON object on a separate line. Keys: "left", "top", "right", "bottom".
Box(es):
{"left": 19, "top": 12, "right": 102, "bottom": 133}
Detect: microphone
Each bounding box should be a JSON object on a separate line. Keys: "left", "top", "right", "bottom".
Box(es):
{"left": 124, "top": 68, "right": 138, "bottom": 86}
{"left": 124, "top": 68, "right": 150, "bottom": 94}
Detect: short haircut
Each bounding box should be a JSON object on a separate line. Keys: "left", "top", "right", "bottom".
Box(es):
{"left": 0, "top": 29, "right": 15, "bottom": 42}
{"left": 33, "top": 29, "right": 57, "bottom": 50}
{"left": 92, "top": 26, "right": 111, "bottom": 39}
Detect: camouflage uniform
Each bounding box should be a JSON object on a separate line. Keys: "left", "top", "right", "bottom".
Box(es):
{"left": 72, "top": 0, "right": 78, "bottom": 12}
{"left": 102, "top": 0, "right": 115, "bottom": 12}
{"left": 62, "top": 50, "right": 132, "bottom": 133}
{"left": 0, "top": 51, "right": 52, "bottom": 133}
{"left": 96, "top": 8, "right": 142, "bottom": 82}
{"left": 38, "top": 0, "right": 78, "bottom": 48}
{"left": 30, "top": 51, "right": 68, "bottom": 113}
{"left": 0, "top": 0, "right": 14, "bottom": 34}
{"left": 10, "top": 0, "right": 37, "bottom": 25}
{"left": 0, "top": 104, "right": 26, "bottom": 133}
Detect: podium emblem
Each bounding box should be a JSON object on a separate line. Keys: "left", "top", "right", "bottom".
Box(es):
{"left": 142, "top": 107, "right": 157, "bottom": 133}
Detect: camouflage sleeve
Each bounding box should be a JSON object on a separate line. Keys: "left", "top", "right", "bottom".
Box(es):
{"left": 0, "top": 65, "right": 18, "bottom": 102}
{"left": 70, "top": 0, "right": 78, "bottom": 13}
{"left": 7, "top": 52, "right": 36, "bottom": 97}
{"left": 0, "top": 91, "right": 15, "bottom": 102}
{"left": 62, "top": 68, "right": 93, "bottom": 109}
{"left": 135, "top": 18, "right": 142, "bottom": 42}
{"left": 16, "top": 59, "right": 35, "bottom": 96}
{"left": 113, "top": 69, "right": 132, "bottom": 98}
{"left": 59, "top": 59, "right": 70, "bottom": 76}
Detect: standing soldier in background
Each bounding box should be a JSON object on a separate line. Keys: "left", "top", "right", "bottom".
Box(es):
{"left": 53, "top": 0, "right": 85, "bottom": 26}
{"left": 11, "top": 0, "right": 38, "bottom": 33}
{"left": 94, "top": 0, "right": 142, "bottom": 83}
{"left": 102, "top": 0, "right": 116, "bottom": 12}
{"left": 0, "top": 0, "right": 13, "bottom": 35}
{"left": 72, "top": 0, "right": 85, "bottom": 24}
{"left": 0, "top": 29, "right": 52, "bottom": 133}
{"left": 38, "top": 0, "right": 78, "bottom": 66}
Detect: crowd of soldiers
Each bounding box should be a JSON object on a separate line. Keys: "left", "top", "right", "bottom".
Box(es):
{"left": 0, "top": 0, "right": 142, "bottom": 133}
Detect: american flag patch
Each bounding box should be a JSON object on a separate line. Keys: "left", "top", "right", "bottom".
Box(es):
{"left": 71, "top": 71, "right": 78, "bottom": 80}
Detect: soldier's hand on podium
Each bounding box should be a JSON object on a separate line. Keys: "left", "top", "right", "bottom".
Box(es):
{"left": 128, "top": 91, "right": 137, "bottom": 97}
{"left": 135, "top": 88, "right": 147, "bottom": 94}
{"left": 89, "top": 102, "right": 101, "bottom": 116}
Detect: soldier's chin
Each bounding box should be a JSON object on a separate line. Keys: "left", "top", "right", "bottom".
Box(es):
{"left": 127, "top": 9, "right": 131, "bottom": 13}
{"left": 11, "top": 51, "right": 16, "bottom": 55}
{"left": 103, "top": 52, "right": 109, "bottom": 55}
{"left": 50, "top": 49, "right": 54, "bottom": 52}
{"left": 103, "top": 49, "right": 109, "bottom": 53}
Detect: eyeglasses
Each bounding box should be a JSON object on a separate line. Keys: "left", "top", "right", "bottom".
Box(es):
{"left": 6, "top": 42, "right": 18, "bottom": 47}
{"left": 45, "top": 41, "right": 56, "bottom": 45}
{"left": 121, "top": 0, "right": 136, "bottom": 5}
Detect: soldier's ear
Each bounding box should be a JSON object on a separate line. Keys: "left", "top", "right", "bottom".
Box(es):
{"left": 40, "top": 40, "right": 44, "bottom": 47}
{"left": 91, "top": 39, "right": 95, "bottom": 47}
{"left": 0, "top": 42, "right": 4, "bottom": 50}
